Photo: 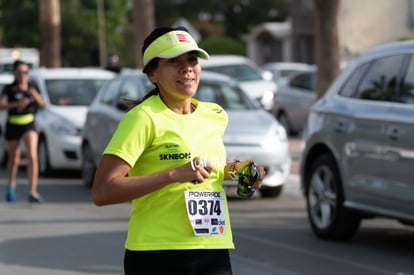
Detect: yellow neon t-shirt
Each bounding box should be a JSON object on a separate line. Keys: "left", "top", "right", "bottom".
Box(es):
{"left": 104, "top": 95, "right": 234, "bottom": 251}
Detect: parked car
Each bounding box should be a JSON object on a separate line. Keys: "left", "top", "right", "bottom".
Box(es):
{"left": 82, "top": 70, "right": 291, "bottom": 198}
{"left": 300, "top": 40, "right": 414, "bottom": 241}
{"left": 29, "top": 67, "right": 116, "bottom": 175}
{"left": 0, "top": 73, "right": 14, "bottom": 164}
{"left": 260, "top": 62, "right": 314, "bottom": 85}
{"left": 273, "top": 68, "right": 317, "bottom": 136}
{"left": 199, "top": 55, "right": 277, "bottom": 112}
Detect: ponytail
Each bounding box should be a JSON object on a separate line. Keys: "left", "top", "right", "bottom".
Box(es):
{"left": 125, "top": 87, "right": 159, "bottom": 110}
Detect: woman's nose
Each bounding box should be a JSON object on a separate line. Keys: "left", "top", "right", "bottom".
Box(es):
{"left": 180, "top": 63, "right": 193, "bottom": 73}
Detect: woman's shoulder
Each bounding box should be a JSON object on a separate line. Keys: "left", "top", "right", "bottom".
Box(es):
{"left": 198, "top": 101, "right": 225, "bottom": 114}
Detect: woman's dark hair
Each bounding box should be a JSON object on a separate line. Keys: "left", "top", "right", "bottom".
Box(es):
{"left": 13, "top": 59, "right": 29, "bottom": 72}
{"left": 129, "top": 26, "right": 190, "bottom": 108}
{"left": 11, "top": 60, "right": 29, "bottom": 85}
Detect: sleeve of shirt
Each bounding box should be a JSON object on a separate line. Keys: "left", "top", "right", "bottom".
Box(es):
{"left": 103, "top": 106, "right": 154, "bottom": 167}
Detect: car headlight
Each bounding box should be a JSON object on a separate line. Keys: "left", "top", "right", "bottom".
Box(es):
{"left": 275, "top": 123, "right": 288, "bottom": 141}
{"left": 260, "top": 90, "right": 275, "bottom": 111}
{"left": 50, "top": 116, "right": 80, "bottom": 136}
{"left": 262, "top": 123, "right": 288, "bottom": 148}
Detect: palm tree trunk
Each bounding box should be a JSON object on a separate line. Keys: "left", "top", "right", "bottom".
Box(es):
{"left": 314, "top": 0, "right": 340, "bottom": 99}
{"left": 39, "top": 0, "right": 61, "bottom": 67}
{"left": 132, "top": 0, "right": 155, "bottom": 68}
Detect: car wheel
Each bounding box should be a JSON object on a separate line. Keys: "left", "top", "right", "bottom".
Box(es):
{"left": 82, "top": 143, "right": 96, "bottom": 187}
{"left": 38, "top": 137, "right": 52, "bottom": 176}
{"left": 305, "top": 154, "right": 361, "bottom": 240}
{"left": 259, "top": 185, "right": 283, "bottom": 198}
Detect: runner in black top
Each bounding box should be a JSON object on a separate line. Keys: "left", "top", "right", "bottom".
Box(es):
{"left": 0, "top": 60, "right": 45, "bottom": 202}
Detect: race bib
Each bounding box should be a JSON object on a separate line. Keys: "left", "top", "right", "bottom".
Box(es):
{"left": 184, "top": 190, "right": 226, "bottom": 236}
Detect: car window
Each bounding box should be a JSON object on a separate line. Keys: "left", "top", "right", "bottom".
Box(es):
{"left": 289, "top": 72, "right": 316, "bottom": 91}
{"left": 203, "top": 64, "right": 263, "bottom": 82}
{"left": 46, "top": 78, "right": 109, "bottom": 106}
{"left": 354, "top": 54, "right": 405, "bottom": 101}
{"left": 101, "top": 78, "right": 122, "bottom": 106}
{"left": 119, "top": 77, "right": 144, "bottom": 101}
{"left": 280, "top": 69, "right": 303, "bottom": 78}
{"left": 338, "top": 62, "right": 370, "bottom": 97}
{"left": 195, "top": 81, "right": 256, "bottom": 110}
{"left": 141, "top": 75, "right": 155, "bottom": 91}
{"left": 398, "top": 55, "right": 414, "bottom": 104}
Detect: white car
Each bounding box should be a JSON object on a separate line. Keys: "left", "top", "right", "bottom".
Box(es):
{"left": 82, "top": 70, "right": 291, "bottom": 198}
{"left": 29, "top": 68, "right": 115, "bottom": 175}
{"left": 199, "top": 55, "right": 277, "bottom": 112}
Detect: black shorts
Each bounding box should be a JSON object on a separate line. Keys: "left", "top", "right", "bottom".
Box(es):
{"left": 124, "top": 249, "right": 233, "bottom": 275}
{"left": 5, "top": 122, "right": 36, "bottom": 141}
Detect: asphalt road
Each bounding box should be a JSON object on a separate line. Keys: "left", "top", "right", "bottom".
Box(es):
{"left": 1, "top": 167, "right": 413, "bottom": 275}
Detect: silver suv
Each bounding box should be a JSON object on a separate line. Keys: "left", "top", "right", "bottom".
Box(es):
{"left": 300, "top": 40, "right": 414, "bottom": 240}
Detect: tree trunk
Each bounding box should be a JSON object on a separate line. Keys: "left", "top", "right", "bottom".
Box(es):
{"left": 39, "top": 0, "right": 61, "bottom": 67}
{"left": 314, "top": 0, "right": 340, "bottom": 99}
{"left": 132, "top": 0, "right": 155, "bottom": 68}
{"left": 97, "top": 0, "right": 107, "bottom": 68}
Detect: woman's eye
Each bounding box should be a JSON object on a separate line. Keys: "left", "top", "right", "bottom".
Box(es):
{"left": 188, "top": 56, "right": 198, "bottom": 63}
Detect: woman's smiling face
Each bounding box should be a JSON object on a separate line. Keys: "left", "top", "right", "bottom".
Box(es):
{"left": 149, "top": 51, "right": 201, "bottom": 100}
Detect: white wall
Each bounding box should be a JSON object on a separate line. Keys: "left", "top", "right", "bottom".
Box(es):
{"left": 338, "top": 0, "right": 414, "bottom": 61}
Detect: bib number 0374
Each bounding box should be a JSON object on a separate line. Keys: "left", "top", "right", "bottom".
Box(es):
{"left": 184, "top": 191, "right": 227, "bottom": 236}
{"left": 187, "top": 199, "right": 222, "bottom": 216}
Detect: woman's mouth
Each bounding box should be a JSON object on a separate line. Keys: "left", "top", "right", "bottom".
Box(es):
{"left": 178, "top": 79, "right": 193, "bottom": 85}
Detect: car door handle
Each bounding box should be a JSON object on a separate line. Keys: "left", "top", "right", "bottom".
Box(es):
{"left": 387, "top": 127, "right": 401, "bottom": 140}
{"left": 334, "top": 119, "right": 347, "bottom": 133}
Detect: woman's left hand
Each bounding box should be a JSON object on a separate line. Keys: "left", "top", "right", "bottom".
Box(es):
{"left": 252, "top": 162, "right": 265, "bottom": 189}
{"left": 26, "top": 87, "right": 37, "bottom": 97}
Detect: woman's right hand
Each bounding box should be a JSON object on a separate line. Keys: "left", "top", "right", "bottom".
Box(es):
{"left": 176, "top": 157, "right": 213, "bottom": 184}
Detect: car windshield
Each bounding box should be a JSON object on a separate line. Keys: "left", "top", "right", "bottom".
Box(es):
{"left": 195, "top": 81, "right": 257, "bottom": 110}
{"left": 45, "top": 79, "right": 109, "bottom": 106}
{"left": 204, "top": 64, "right": 263, "bottom": 82}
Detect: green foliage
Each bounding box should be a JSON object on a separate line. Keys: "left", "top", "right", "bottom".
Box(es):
{"left": 0, "top": 0, "right": 129, "bottom": 66}
{"left": 199, "top": 37, "right": 245, "bottom": 56}
{"left": 219, "top": 0, "right": 288, "bottom": 38}
{"left": 154, "top": 0, "right": 289, "bottom": 39}
{"left": 398, "top": 35, "right": 414, "bottom": 41}
{"left": 0, "top": 1, "right": 40, "bottom": 47}
{"left": 60, "top": 0, "right": 129, "bottom": 66}
{"left": 0, "top": 0, "right": 289, "bottom": 67}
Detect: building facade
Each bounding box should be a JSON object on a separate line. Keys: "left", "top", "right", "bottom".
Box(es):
{"left": 246, "top": 0, "right": 414, "bottom": 65}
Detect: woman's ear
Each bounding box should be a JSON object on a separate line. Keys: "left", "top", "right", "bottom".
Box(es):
{"left": 148, "top": 71, "right": 157, "bottom": 84}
